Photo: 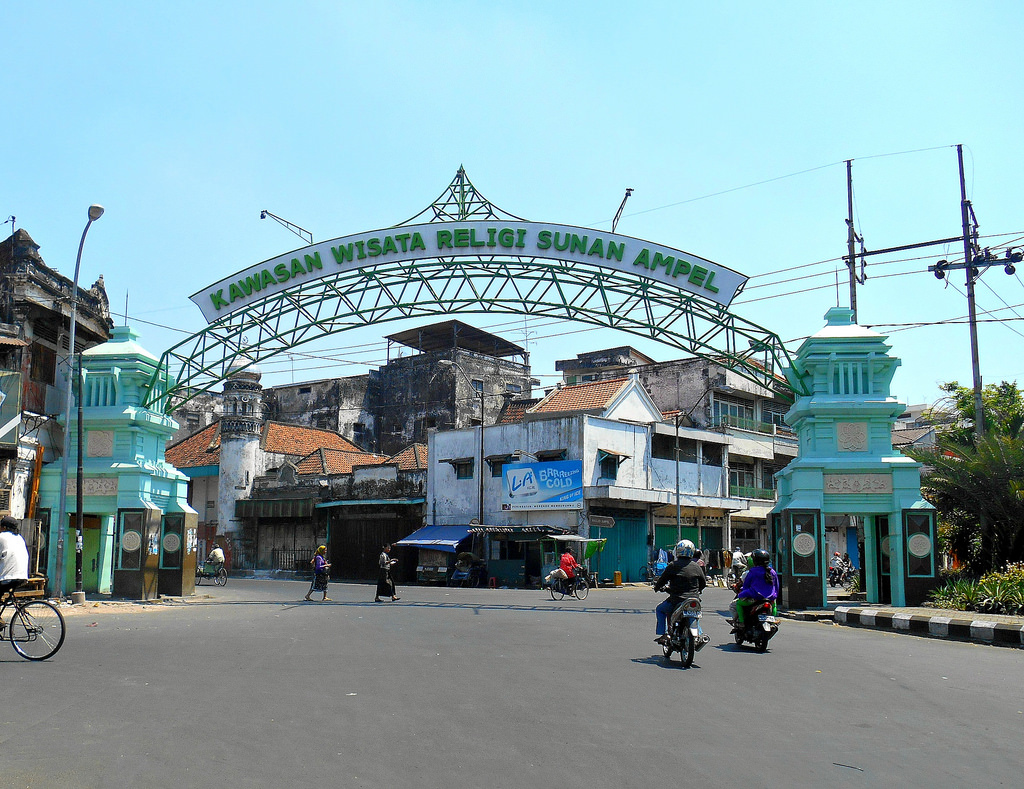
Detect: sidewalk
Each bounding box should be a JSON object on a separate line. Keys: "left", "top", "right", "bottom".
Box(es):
{"left": 782, "top": 601, "right": 1024, "bottom": 648}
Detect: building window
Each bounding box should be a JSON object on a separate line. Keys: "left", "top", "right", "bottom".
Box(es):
{"left": 714, "top": 397, "right": 754, "bottom": 424}
{"left": 733, "top": 527, "right": 757, "bottom": 541}
{"left": 761, "top": 406, "right": 788, "bottom": 428}
{"left": 536, "top": 449, "right": 567, "bottom": 462}
{"left": 299, "top": 386, "right": 311, "bottom": 395}
{"left": 729, "top": 464, "right": 755, "bottom": 488}
{"left": 505, "top": 383, "right": 522, "bottom": 394}
{"left": 454, "top": 459, "right": 474, "bottom": 479}
{"left": 29, "top": 342, "right": 56, "bottom": 384}
{"left": 597, "top": 450, "right": 627, "bottom": 480}
{"left": 701, "top": 444, "right": 722, "bottom": 467}
{"left": 471, "top": 379, "right": 484, "bottom": 393}
{"left": 353, "top": 422, "right": 367, "bottom": 443}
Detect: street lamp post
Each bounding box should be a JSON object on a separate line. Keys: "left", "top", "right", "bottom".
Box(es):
{"left": 54, "top": 204, "right": 104, "bottom": 599}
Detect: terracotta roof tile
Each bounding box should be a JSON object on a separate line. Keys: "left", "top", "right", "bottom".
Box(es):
{"left": 529, "top": 378, "right": 630, "bottom": 415}
{"left": 387, "top": 443, "right": 429, "bottom": 470}
{"left": 296, "top": 449, "right": 389, "bottom": 475}
{"left": 498, "top": 398, "right": 539, "bottom": 424}
{"left": 166, "top": 422, "right": 221, "bottom": 469}
{"left": 263, "top": 422, "right": 362, "bottom": 456}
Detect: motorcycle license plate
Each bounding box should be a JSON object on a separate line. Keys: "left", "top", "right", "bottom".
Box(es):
{"left": 758, "top": 615, "right": 778, "bottom": 624}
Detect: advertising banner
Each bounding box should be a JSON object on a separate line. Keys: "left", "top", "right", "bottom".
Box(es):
{"left": 501, "top": 460, "right": 583, "bottom": 511}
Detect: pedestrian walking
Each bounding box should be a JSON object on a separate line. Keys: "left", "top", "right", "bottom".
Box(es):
{"left": 375, "top": 544, "right": 400, "bottom": 602}
{"left": 304, "top": 545, "right": 331, "bottom": 601}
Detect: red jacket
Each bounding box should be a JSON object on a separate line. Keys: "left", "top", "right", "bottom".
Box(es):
{"left": 560, "top": 553, "right": 579, "bottom": 578}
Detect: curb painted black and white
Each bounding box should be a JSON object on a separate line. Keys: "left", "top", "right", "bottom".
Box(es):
{"left": 834, "top": 606, "right": 1024, "bottom": 647}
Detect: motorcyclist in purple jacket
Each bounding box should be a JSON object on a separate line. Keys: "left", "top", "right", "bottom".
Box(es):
{"left": 732, "top": 549, "right": 779, "bottom": 632}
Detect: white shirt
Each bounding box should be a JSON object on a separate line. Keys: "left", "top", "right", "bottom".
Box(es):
{"left": 0, "top": 531, "right": 30, "bottom": 581}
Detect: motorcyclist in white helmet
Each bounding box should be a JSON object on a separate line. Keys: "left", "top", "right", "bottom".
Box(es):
{"left": 653, "top": 539, "right": 707, "bottom": 645}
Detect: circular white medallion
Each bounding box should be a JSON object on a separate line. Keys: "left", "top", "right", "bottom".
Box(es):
{"left": 880, "top": 535, "right": 891, "bottom": 557}
{"left": 908, "top": 532, "right": 932, "bottom": 558}
{"left": 776, "top": 537, "right": 786, "bottom": 555}
{"left": 793, "top": 532, "right": 816, "bottom": 557}
{"left": 121, "top": 530, "right": 142, "bottom": 552}
{"left": 162, "top": 533, "right": 182, "bottom": 553}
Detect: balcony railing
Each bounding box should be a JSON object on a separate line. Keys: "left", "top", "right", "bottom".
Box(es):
{"left": 715, "top": 414, "right": 777, "bottom": 435}
{"left": 729, "top": 484, "right": 777, "bottom": 500}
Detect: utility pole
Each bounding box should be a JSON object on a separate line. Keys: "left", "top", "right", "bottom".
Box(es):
{"left": 929, "top": 145, "right": 1020, "bottom": 436}
{"left": 958, "top": 144, "right": 985, "bottom": 437}
{"left": 845, "top": 146, "right": 1017, "bottom": 438}
{"left": 845, "top": 160, "right": 863, "bottom": 322}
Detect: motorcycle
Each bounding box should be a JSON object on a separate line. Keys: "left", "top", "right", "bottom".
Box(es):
{"left": 733, "top": 599, "right": 779, "bottom": 652}
{"left": 661, "top": 596, "right": 710, "bottom": 667}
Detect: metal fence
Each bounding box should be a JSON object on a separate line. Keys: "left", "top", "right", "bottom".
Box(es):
{"left": 271, "top": 548, "right": 316, "bottom": 574}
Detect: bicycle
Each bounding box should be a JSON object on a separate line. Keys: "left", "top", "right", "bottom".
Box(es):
{"left": 195, "top": 561, "right": 228, "bottom": 586}
{"left": 549, "top": 571, "right": 589, "bottom": 601}
{"left": 0, "top": 586, "right": 66, "bottom": 661}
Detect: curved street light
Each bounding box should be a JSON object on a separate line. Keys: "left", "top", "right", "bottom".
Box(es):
{"left": 54, "top": 204, "right": 104, "bottom": 599}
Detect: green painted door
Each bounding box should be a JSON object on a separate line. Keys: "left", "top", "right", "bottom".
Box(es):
{"left": 594, "top": 514, "right": 648, "bottom": 583}
{"left": 83, "top": 527, "right": 101, "bottom": 592}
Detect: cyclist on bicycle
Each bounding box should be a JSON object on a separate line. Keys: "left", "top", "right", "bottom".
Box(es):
{"left": 559, "top": 547, "right": 580, "bottom": 581}
{"left": 653, "top": 539, "right": 706, "bottom": 645}
{"left": 0, "top": 516, "right": 29, "bottom": 625}
{"left": 206, "top": 543, "right": 225, "bottom": 572}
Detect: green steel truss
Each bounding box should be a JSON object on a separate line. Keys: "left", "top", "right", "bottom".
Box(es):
{"left": 146, "top": 168, "right": 802, "bottom": 411}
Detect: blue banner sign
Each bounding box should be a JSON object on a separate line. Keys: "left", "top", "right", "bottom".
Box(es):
{"left": 501, "top": 460, "right": 583, "bottom": 511}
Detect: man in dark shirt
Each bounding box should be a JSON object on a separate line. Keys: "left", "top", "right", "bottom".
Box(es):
{"left": 653, "top": 539, "right": 706, "bottom": 645}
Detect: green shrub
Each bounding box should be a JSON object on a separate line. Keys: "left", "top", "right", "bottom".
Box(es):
{"left": 928, "top": 562, "right": 1024, "bottom": 615}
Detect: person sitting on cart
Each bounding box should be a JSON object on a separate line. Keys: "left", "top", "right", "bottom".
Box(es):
{"left": 206, "top": 543, "right": 225, "bottom": 573}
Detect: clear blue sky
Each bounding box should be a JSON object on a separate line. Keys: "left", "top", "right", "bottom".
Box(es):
{"left": 5, "top": 2, "right": 1022, "bottom": 406}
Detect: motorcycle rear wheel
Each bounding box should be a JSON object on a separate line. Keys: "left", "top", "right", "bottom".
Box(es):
{"left": 681, "top": 631, "right": 695, "bottom": 668}
{"left": 734, "top": 631, "right": 744, "bottom": 646}
{"left": 754, "top": 634, "right": 769, "bottom": 653}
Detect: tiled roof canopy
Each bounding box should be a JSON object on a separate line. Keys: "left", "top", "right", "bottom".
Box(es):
{"left": 529, "top": 378, "right": 629, "bottom": 415}
{"left": 387, "top": 443, "right": 429, "bottom": 470}
{"left": 165, "top": 420, "right": 363, "bottom": 470}
{"left": 296, "top": 449, "right": 389, "bottom": 476}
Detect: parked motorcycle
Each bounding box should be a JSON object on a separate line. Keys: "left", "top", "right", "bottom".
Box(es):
{"left": 732, "top": 599, "right": 779, "bottom": 652}
{"left": 661, "top": 596, "right": 710, "bottom": 667}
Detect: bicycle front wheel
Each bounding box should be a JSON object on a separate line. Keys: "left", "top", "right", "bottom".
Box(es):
{"left": 215, "top": 568, "right": 228, "bottom": 586}
{"left": 573, "top": 578, "right": 589, "bottom": 600}
{"left": 10, "top": 600, "right": 66, "bottom": 661}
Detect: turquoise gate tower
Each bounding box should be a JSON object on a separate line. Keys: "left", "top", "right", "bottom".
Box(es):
{"left": 771, "top": 308, "right": 938, "bottom": 609}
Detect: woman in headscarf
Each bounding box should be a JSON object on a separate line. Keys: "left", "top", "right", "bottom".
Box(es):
{"left": 304, "top": 545, "right": 331, "bottom": 601}
{"left": 375, "top": 544, "right": 400, "bottom": 602}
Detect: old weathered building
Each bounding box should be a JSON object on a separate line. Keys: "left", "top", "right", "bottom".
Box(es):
{"left": 0, "top": 229, "right": 112, "bottom": 577}
{"left": 555, "top": 347, "right": 799, "bottom": 553}
{"left": 171, "top": 319, "right": 536, "bottom": 455}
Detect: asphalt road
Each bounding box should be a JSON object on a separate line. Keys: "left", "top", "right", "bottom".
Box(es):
{"left": 2, "top": 580, "right": 1021, "bottom": 789}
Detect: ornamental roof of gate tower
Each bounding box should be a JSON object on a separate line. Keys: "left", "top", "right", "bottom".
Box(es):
{"left": 385, "top": 319, "right": 525, "bottom": 359}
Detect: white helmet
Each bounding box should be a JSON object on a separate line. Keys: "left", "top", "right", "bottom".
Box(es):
{"left": 673, "top": 539, "right": 695, "bottom": 559}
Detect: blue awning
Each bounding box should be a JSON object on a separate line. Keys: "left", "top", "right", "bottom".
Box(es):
{"left": 394, "top": 525, "right": 474, "bottom": 553}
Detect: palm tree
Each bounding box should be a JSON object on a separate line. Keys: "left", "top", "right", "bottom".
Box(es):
{"left": 908, "top": 381, "right": 1024, "bottom": 574}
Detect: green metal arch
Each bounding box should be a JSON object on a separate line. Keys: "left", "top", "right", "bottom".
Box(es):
{"left": 146, "top": 169, "right": 805, "bottom": 412}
